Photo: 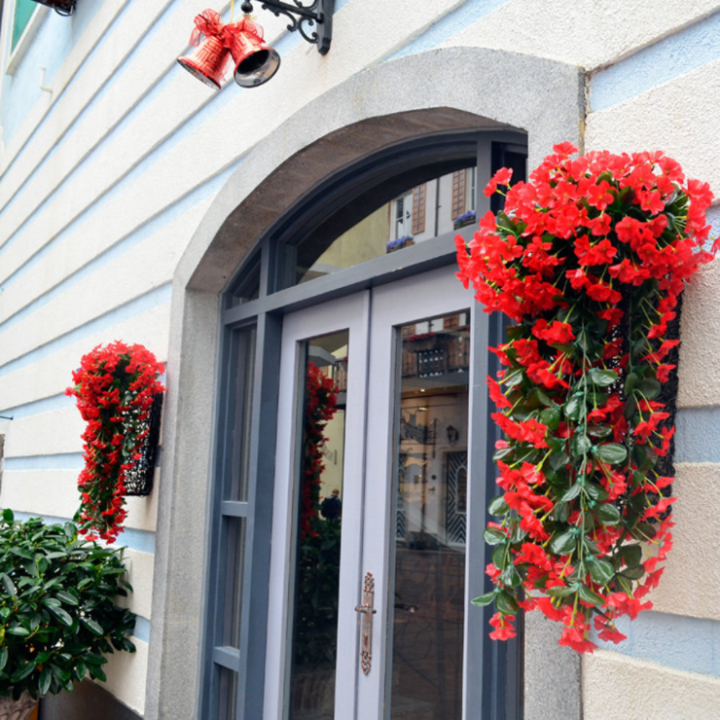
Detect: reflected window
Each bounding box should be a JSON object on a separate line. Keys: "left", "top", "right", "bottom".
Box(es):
{"left": 293, "top": 166, "right": 477, "bottom": 286}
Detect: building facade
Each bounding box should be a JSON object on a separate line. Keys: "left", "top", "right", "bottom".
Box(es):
{"left": 0, "top": 1, "right": 719, "bottom": 718}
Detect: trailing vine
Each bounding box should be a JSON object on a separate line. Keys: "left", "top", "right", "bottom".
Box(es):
{"left": 456, "top": 143, "right": 717, "bottom": 652}
{"left": 66, "top": 342, "right": 165, "bottom": 543}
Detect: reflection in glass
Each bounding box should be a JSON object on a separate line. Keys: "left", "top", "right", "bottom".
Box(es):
{"left": 289, "top": 332, "right": 348, "bottom": 720}
{"left": 390, "top": 313, "right": 471, "bottom": 720}
{"left": 227, "top": 327, "right": 256, "bottom": 503}
{"left": 294, "top": 167, "right": 477, "bottom": 285}
{"left": 218, "top": 666, "right": 238, "bottom": 720}
{"left": 223, "top": 518, "right": 246, "bottom": 649}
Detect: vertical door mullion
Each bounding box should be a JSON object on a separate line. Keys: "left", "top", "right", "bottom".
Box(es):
{"left": 201, "top": 327, "right": 241, "bottom": 720}
{"left": 237, "top": 311, "right": 283, "bottom": 718}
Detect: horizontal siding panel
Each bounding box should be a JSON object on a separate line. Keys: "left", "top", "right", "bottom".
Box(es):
{"left": 0, "top": 199, "right": 206, "bottom": 365}
{"left": 0, "top": 303, "right": 171, "bottom": 410}
{"left": 2, "top": 470, "right": 159, "bottom": 534}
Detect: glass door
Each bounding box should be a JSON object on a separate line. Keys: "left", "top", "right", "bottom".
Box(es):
{"left": 267, "top": 267, "right": 480, "bottom": 720}
{"left": 266, "top": 292, "right": 370, "bottom": 720}
{"left": 357, "top": 266, "right": 476, "bottom": 720}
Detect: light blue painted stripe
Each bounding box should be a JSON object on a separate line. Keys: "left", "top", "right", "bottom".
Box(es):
{"left": 12, "top": 511, "right": 157, "bottom": 554}
{"left": 675, "top": 407, "right": 720, "bottom": 463}
{"left": 5, "top": 454, "right": 84, "bottom": 471}
{"left": 0, "top": 162, "right": 238, "bottom": 336}
{"left": 132, "top": 615, "right": 151, "bottom": 643}
{"left": 387, "top": 0, "right": 510, "bottom": 62}
{"left": 591, "top": 10, "right": 720, "bottom": 112}
{"left": 593, "top": 611, "right": 720, "bottom": 676}
{"left": 0, "top": 393, "right": 73, "bottom": 420}
{"left": 0, "top": 283, "right": 172, "bottom": 379}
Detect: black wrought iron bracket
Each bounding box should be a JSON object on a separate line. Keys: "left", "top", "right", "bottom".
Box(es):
{"left": 240, "top": 0, "right": 334, "bottom": 55}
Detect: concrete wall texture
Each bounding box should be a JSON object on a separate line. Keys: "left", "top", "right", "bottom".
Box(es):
{"left": 0, "top": 0, "right": 719, "bottom": 717}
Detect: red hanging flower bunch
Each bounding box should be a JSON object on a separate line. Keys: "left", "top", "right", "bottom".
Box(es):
{"left": 300, "top": 362, "right": 338, "bottom": 539}
{"left": 457, "top": 143, "right": 717, "bottom": 652}
{"left": 66, "top": 342, "right": 165, "bottom": 543}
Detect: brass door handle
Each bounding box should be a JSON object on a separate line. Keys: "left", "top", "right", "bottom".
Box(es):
{"left": 355, "top": 572, "right": 375, "bottom": 675}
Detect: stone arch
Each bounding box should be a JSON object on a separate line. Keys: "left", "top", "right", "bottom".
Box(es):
{"left": 145, "top": 46, "right": 585, "bottom": 720}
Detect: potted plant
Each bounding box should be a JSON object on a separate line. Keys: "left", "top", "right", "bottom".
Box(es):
{"left": 0, "top": 511, "right": 136, "bottom": 719}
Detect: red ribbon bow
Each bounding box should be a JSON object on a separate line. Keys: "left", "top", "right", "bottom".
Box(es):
{"left": 190, "top": 10, "right": 265, "bottom": 49}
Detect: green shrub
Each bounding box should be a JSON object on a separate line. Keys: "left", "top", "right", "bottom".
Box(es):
{"left": 0, "top": 510, "right": 136, "bottom": 700}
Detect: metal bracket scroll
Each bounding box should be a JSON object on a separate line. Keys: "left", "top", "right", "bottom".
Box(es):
{"left": 244, "top": 0, "right": 334, "bottom": 54}
{"left": 354, "top": 572, "right": 377, "bottom": 675}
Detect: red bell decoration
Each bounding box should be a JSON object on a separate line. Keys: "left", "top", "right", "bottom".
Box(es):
{"left": 178, "top": 10, "right": 233, "bottom": 90}
{"left": 227, "top": 17, "right": 281, "bottom": 88}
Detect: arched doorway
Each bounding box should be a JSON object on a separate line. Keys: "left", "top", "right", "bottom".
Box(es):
{"left": 201, "top": 132, "right": 526, "bottom": 719}
{"left": 147, "top": 47, "right": 585, "bottom": 720}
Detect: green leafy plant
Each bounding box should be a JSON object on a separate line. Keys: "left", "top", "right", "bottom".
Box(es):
{"left": 0, "top": 511, "right": 136, "bottom": 700}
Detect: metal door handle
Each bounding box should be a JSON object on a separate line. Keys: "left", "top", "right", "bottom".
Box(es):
{"left": 355, "top": 572, "right": 376, "bottom": 675}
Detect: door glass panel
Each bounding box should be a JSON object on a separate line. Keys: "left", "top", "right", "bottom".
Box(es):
{"left": 389, "top": 312, "right": 471, "bottom": 720}
{"left": 289, "top": 331, "right": 349, "bottom": 720}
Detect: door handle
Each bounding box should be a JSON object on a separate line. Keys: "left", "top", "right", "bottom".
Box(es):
{"left": 354, "top": 572, "right": 377, "bottom": 675}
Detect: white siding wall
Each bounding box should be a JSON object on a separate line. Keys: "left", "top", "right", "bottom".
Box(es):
{"left": 1, "top": 0, "right": 719, "bottom": 716}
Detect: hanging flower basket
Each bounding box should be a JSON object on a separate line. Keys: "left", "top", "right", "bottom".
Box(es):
{"left": 66, "top": 342, "right": 165, "bottom": 543}
{"left": 456, "top": 143, "right": 717, "bottom": 652}
{"left": 30, "top": 0, "right": 76, "bottom": 17}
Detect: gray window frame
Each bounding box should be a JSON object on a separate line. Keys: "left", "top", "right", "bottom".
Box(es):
{"left": 199, "top": 131, "right": 527, "bottom": 719}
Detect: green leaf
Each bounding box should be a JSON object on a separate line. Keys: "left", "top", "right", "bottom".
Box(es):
{"left": 589, "top": 369, "right": 618, "bottom": 387}
{"left": 597, "top": 443, "right": 628, "bottom": 465}
{"left": 471, "top": 590, "right": 497, "bottom": 607}
{"left": 483, "top": 527, "right": 507, "bottom": 546}
{"left": 56, "top": 590, "right": 79, "bottom": 607}
{"left": 594, "top": 503, "right": 621, "bottom": 525}
{"left": 492, "top": 545, "right": 508, "bottom": 571}
{"left": 549, "top": 451, "right": 570, "bottom": 472}
{"left": 587, "top": 424, "right": 613, "bottom": 438}
{"left": 550, "top": 529, "right": 576, "bottom": 556}
{"left": 0, "top": 648, "right": 6, "bottom": 672}
{"left": 570, "top": 433, "right": 592, "bottom": 458}
{"left": 2, "top": 508, "right": 14, "bottom": 524}
{"left": 49, "top": 605, "right": 73, "bottom": 628}
{"left": 546, "top": 585, "right": 576, "bottom": 598}
{"left": 585, "top": 483, "right": 609, "bottom": 502}
{"left": 564, "top": 396, "right": 583, "bottom": 422}
{"left": 578, "top": 584, "right": 604, "bottom": 605}
{"left": 540, "top": 406, "right": 561, "bottom": 431}
{"left": 624, "top": 372, "right": 639, "bottom": 395}
{"left": 553, "top": 502, "right": 570, "bottom": 523}
{"left": 495, "top": 591, "right": 520, "bottom": 615}
{"left": 616, "top": 575, "right": 634, "bottom": 595}
{"left": 39, "top": 666, "right": 52, "bottom": 696}
{"left": 561, "top": 483, "right": 582, "bottom": 502}
{"left": 620, "top": 565, "right": 646, "bottom": 580}
{"left": 488, "top": 496, "right": 509, "bottom": 516}
{"left": 587, "top": 557, "right": 615, "bottom": 585}
{"left": 81, "top": 617, "right": 105, "bottom": 637}
{"left": 1, "top": 572, "right": 17, "bottom": 596}
{"left": 638, "top": 378, "right": 661, "bottom": 400}
{"left": 620, "top": 544, "right": 643, "bottom": 568}
{"left": 11, "top": 661, "right": 35, "bottom": 684}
